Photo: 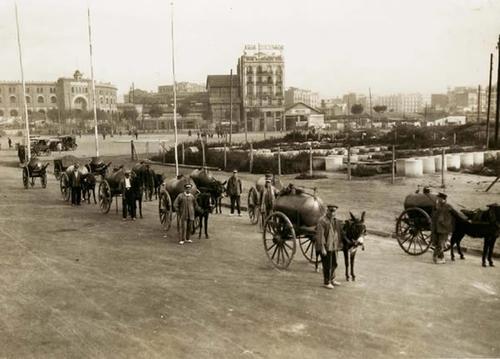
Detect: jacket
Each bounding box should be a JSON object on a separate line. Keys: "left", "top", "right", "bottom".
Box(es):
{"left": 227, "top": 176, "right": 242, "bottom": 196}
{"left": 173, "top": 192, "right": 198, "bottom": 220}
{"left": 70, "top": 170, "right": 82, "bottom": 187}
{"left": 432, "top": 202, "right": 454, "bottom": 234}
{"left": 315, "top": 215, "right": 343, "bottom": 252}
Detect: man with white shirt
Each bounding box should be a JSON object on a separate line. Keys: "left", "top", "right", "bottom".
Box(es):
{"left": 70, "top": 163, "right": 82, "bottom": 206}
{"left": 119, "top": 170, "right": 136, "bottom": 220}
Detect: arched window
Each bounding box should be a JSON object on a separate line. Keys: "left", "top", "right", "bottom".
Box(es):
{"left": 257, "top": 65, "right": 262, "bottom": 74}
{"left": 37, "top": 95, "right": 44, "bottom": 104}
{"left": 10, "top": 95, "right": 16, "bottom": 104}
{"left": 247, "top": 67, "right": 253, "bottom": 74}
{"left": 0, "top": 110, "right": 4, "bottom": 116}
{"left": 105, "top": 98, "right": 109, "bottom": 104}
{"left": 50, "top": 96, "right": 57, "bottom": 104}
{"left": 10, "top": 109, "right": 18, "bottom": 116}
{"left": 100, "top": 97, "right": 104, "bottom": 105}
{"left": 26, "top": 96, "right": 31, "bottom": 104}
{"left": 27, "top": 110, "right": 32, "bottom": 115}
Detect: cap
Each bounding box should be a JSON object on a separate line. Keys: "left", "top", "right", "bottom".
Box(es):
{"left": 437, "top": 192, "right": 447, "bottom": 200}
{"left": 265, "top": 178, "right": 272, "bottom": 183}
{"left": 184, "top": 183, "right": 192, "bottom": 189}
{"left": 233, "top": 169, "right": 238, "bottom": 173}
{"left": 327, "top": 204, "right": 338, "bottom": 210}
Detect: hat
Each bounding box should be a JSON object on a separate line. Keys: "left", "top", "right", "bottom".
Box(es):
{"left": 437, "top": 192, "right": 447, "bottom": 200}
{"left": 265, "top": 178, "right": 272, "bottom": 183}
{"left": 233, "top": 169, "right": 238, "bottom": 173}
{"left": 327, "top": 204, "right": 338, "bottom": 210}
{"left": 184, "top": 183, "right": 192, "bottom": 189}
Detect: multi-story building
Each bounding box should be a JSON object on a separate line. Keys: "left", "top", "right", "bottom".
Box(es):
{"left": 447, "top": 86, "right": 487, "bottom": 113}
{"left": 285, "top": 87, "right": 319, "bottom": 109}
{"left": 373, "top": 93, "right": 424, "bottom": 113}
{"left": 237, "top": 44, "right": 285, "bottom": 131}
{"left": 431, "top": 94, "right": 448, "bottom": 111}
{"left": 206, "top": 75, "right": 241, "bottom": 129}
{"left": 0, "top": 70, "right": 117, "bottom": 120}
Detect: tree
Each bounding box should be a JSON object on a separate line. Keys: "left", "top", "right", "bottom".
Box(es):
{"left": 350, "top": 104, "right": 364, "bottom": 115}
{"left": 122, "top": 107, "right": 138, "bottom": 122}
{"left": 148, "top": 104, "right": 163, "bottom": 118}
{"left": 373, "top": 105, "right": 387, "bottom": 114}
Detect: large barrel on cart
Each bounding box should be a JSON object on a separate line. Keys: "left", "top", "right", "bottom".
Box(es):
{"left": 263, "top": 190, "right": 326, "bottom": 269}
{"left": 158, "top": 175, "right": 198, "bottom": 231}
{"left": 22, "top": 157, "right": 49, "bottom": 189}
{"left": 98, "top": 168, "right": 126, "bottom": 213}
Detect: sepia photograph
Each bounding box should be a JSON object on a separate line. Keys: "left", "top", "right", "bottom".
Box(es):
{"left": 0, "top": 0, "right": 499, "bottom": 357}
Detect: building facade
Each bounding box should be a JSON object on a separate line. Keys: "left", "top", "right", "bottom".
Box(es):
{"left": 373, "top": 93, "right": 424, "bottom": 113}
{"left": 285, "top": 87, "right": 319, "bottom": 109}
{"left": 0, "top": 70, "right": 117, "bottom": 120}
{"left": 237, "top": 44, "right": 285, "bottom": 131}
{"left": 206, "top": 75, "right": 241, "bottom": 129}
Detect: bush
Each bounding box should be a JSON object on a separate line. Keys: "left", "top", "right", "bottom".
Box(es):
{"left": 351, "top": 165, "right": 382, "bottom": 177}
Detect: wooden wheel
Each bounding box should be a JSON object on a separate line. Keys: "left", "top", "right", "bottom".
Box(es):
{"left": 263, "top": 211, "right": 297, "bottom": 269}
{"left": 247, "top": 187, "right": 259, "bottom": 225}
{"left": 60, "top": 173, "right": 70, "bottom": 201}
{"left": 159, "top": 191, "right": 172, "bottom": 230}
{"left": 22, "top": 167, "right": 29, "bottom": 189}
{"left": 41, "top": 172, "right": 47, "bottom": 188}
{"left": 299, "top": 236, "right": 317, "bottom": 263}
{"left": 396, "top": 207, "right": 432, "bottom": 255}
{"left": 98, "top": 180, "right": 112, "bottom": 214}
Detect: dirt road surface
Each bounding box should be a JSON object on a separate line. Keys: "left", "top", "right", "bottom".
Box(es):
{"left": 1, "top": 149, "right": 500, "bottom": 358}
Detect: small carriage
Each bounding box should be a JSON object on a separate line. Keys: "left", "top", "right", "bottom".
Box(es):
{"left": 262, "top": 189, "right": 326, "bottom": 269}
{"left": 22, "top": 157, "right": 49, "bottom": 189}
{"left": 158, "top": 175, "right": 199, "bottom": 230}
{"left": 247, "top": 174, "right": 283, "bottom": 225}
{"left": 30, "top": 138, "right": 51, "bottom": 157}
{"left": 60, "top": 135, "right": 78, "bottom": 151}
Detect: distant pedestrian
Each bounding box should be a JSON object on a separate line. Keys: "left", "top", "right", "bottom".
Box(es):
{"left": 173, "top": 183, "right": 198, "bottom": 245}
{"left": 188, "top": 130, "right": 192, "bottom": 136}
{"left": 8, "top": 137, "right": 12, "bottom": 148}
{"left": 227, "top": 170, "right": 242, "bottom": 216}
{"left": 135, "top": 131, "right": 138, "bottom": 140}
{"left": 70, "top": 163, "right": 82, "bottom": 206}
{"left": 431, "top": 192, "right": 453, "bottom": 264}
{"left": 315, "top": 204, "right": 343, "bottom": 289}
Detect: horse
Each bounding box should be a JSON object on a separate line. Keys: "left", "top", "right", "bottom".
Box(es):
{"left": 341, "top": 212, "right": 366, "bottom": 281}
{"left": 81, "top": 172, "right": 97, "bottom": 204}
{"left": 195, "top": 190, "right": 214, "bottom": 239}
{"left": 143, "top": 166, "right": 156, "bottom": 201}
{"left": 450, "top": 204, "right": 500, "bottom": 267}
{"left": 153, "top": 173, "right": 164, "bottom": 200}
{"left": 190, "top": 169, "right": 226, "bottom": 214}
{"left": 131, "top": 162, "right": 154, "bottom": 218}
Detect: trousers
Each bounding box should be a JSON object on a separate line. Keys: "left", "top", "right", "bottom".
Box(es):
{"left": 320, "top": 251, "right": 337, "bottom": 285}
{"left": 179, "top": 219, "right": 193, "bottom": 242}
{"left": 230, "top": 195, "right": 241, "bottom": 214}
{"left": 71, "top": 186, "right": 81, "bottom": 205}
{"left": 432, "top": 233, "right": 448, "bottom": 261}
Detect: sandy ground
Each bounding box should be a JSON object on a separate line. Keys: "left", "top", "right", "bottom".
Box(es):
{"left": 1, "top": 147, "right": 500, "bottom": 358}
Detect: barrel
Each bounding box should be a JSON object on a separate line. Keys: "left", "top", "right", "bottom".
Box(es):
{"left": 421, "top": 157, "right": 435, "bottom": 174}
{"left": 162, "top": 175, "right": 197, "bottom": 201}
{"left": 274, "top": 193, "right": 326, "bottom": 228}
{"left": 404, "top": 159, "right": 423, "bottom": 177}
{"left": 473, "top": 152, "right": 484, "bottom": 166}
{"left": 460, "top": 153, "right": 474, "bottom": 168}
{"left": 325, "top": 155, "right": 343, "bottom": 171}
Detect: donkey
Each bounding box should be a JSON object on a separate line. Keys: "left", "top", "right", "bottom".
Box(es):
{"left": 153, "top": 173, "right": 164, "bottom": 200}
{"left": 81, "top": 173, "right": 97, "bottom": 204}
{"left": 450, "top": 204, "right": 500, "bottom": 267}
{"left": 341, "top": 212, "right": 367, "bottom": 281}
{"left": 195, "top": 190, "right": 214, "bottom": 239}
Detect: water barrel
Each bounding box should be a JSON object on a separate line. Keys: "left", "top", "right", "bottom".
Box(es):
{"left": 446, "top": 154, "right": 461, "bottom": 170}
{"left": 473, "top": 152, "right": 484, "bottom": 166}
{"left": 325, "top": 155, "right": 343, "bottom": 171}
{"left": 274, "top": 193, "right": 326, "bottom": 227}
{"left": 421, "top": 157, "right": 435, "bottom": 174}
{"left": 434, "top": 155, "right": 447, "bottom": 172}
{"left": 405, "top": 159, "right": 423, "bottom": 177}
{"left": 460, "top": 153, "right": 474, "bottom": 168}
{"left": 396, "top": 159, "right": 406, "bottom": 176}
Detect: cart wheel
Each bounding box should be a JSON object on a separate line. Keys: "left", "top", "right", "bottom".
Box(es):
{"left": 41, "top": 172, "right": 47, "bottom": 188}
{"left": 299, "top": 236, "right": 317, "bottom": 263}
{"left": 247, "top": 187, "right": 259, "bottom": 224}
{"left": 396, "top": 207, "right": 432, "bottom": 255}
{"left": 263, "top": 211, "right": 297, "bottom": 269}
{"left": 98, "top": 180, "right": 112, "bottom": 214}
{"left": 22, "top": 168, "right": 29, "bottom": 189}
{"left": 159, "top": 191, "right": 172, "bottom": 230}
{"left": 60, "top": 173, "right": 70, "bottom": 201}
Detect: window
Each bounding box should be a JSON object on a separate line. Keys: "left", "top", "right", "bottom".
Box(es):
{"left": 25, "top": 96, "right": 31, "bottom": 104}
{"left": 10, "top": 95, "right": 16, "bottom": 104}
{"left": 37, "top": 87, "right": 42, "bottom": 94}
{"left": 38, "top": 109, "right": 45, "bottom": 114}
{"left": 50, "top": 96, "right": 57, "bottom": 104}
{"left": 105, "top": 98, "right": 109, "bottom": 104}
{"left": 71, "top": 87, "right": 74, "bottom": 93}
{"left": 9, "top": 87, "right": 15, "bottom": 93}
{"left": 27, "top": 109, "right": 32, "bottom": 115}
{"left": 37, "top": 96, "right": 44, "bottom": 104}
{"left": 10, "top": 109, "right": 18, "bottom": 116}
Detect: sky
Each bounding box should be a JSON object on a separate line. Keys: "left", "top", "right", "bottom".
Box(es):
{"left": 0, "top": 0, "right": 499, "bottom": 99}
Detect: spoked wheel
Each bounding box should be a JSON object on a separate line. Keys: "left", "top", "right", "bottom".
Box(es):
{"left": 299, "top": 236, "right": 317, "bottom": 263}
{"left": 396, "top": 207, "right": 432, "bottom": 255}
{"left": 41, "top": 172, "right": 47, "bottom": 188}
{"left": 22, "top": 167, "right": 29, "bottom": 189}
{"left": 263, "top": 211, "right": 297, "bottom": 269}
{"left": 98, "top": 180, "right": 112, "bottom": 214}
{"left": 159, "top": 191, "right": 172, "bottom": 230}
{"left": 247, "top": 187, "right": 259, "bottom": 225}
{"left": 60, "top": 173, "right": 70, "bottom": 201}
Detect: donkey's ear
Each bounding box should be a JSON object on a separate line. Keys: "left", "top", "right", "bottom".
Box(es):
{"left": 361, "top": 211, "right": 365, "bottom": 222}
{"left": 349, "top": 211, "right": 356, "bottom": 221}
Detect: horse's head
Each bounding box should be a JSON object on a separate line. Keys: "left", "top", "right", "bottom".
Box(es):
{"left": 343, "top": 211, "right": 367, "bottom": 250}
{"left": 486, "top": 203, "right": 500, "bottom": 227}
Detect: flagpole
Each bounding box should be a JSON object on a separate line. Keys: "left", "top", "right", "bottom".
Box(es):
{"left": 15, "top": 3, "right": 30, "bottom": 162}
{"left": 171, "top": 1, "right": 179, "bottom": 176}
{"left": 87, "top": 7, "right": 100, "bottom": 157}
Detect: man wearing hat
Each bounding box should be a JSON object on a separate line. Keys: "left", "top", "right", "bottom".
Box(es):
{"left": 260, "top": 178, "right": 276, "bottom": 224}
{"left": 119, "top": 170, "right": 136, "bottom": 220}
{"left": 316, "top": 204, "right": 343, "bottom": 289}
{"left": 431, "top": 192, "right": 453, "bottom": 264}
{"left": 173, "top": 183, "right": 198, "bottom": 244}
{"left": 69, "top": 163, "right": 82, "bottom": 206}
{"left": 227, "top": 169, "right": 242, "bottom": 216}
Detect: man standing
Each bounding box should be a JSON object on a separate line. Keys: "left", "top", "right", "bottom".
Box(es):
{"left": 70, "top": 163, "right": 82, "bottom": 206}
{"left": 119, "top": 170, "right": 136, "bottom": 220}
{"left": 8, "top": 137, "right": 12, "bottom": 149}
{"left": 315, "top": 204, "right": 343, "bottom": 289}
{"left": 260, "top": 179, "right": 275, "bottom": 224}
{"left": 432, "top": 192, "right": 453, "bottom": 264}
{"left": 227, "top": 170, "right": 242, "bottom": 216}
{"left": 173, "top": 183, "right": 198, "bottom": 245}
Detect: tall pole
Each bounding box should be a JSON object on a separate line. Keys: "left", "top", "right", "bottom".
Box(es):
{"left": 369, "top": 88, "right": 373, "bottom": 118}
{"left": 171, "top": 1, "right": 179, "bottom": 176}
{"left": 15, "top": 4, "right": 30, "bottom": 162}
{"left": 476, "top": 85, "right": 481, "bottom": 123}
{"left": 229, "top": 69, "right": 233, "bottom": 146}
{"left": 495, "top": 35, "right": 500, "bottom": 148}
{"left": 87, "top": 7, "right": 99, "bottom": 157}
{"left": 486, "top": 53, "right": 493, "bottom": 149}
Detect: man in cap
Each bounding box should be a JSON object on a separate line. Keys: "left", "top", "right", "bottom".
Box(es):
{"left": 227, "top": 169, "right": 242, "bottom": 216}
{"left": 431, "top": 192, "right": 453, "bottom": 264}
{"left": 316, "top": 204, "right": 343, "bottom": 289}
{"left": 173, "top": 183, "right": 198, "bottom": 244}
{"left": 119, "top": 169, "right": 136, "bottom": 220}
{"left": 70, "top": 163, "right": 82, "bottom": 206}
{"left": 260, "top": 178, "right": 276, "bottom": 225}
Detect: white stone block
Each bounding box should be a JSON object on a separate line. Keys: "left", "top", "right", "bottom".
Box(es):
{"left": 460, "top": 153, "right": 474, "bottom": 168}
{"left": 446, "top": 154, "right": 461, "bottom": 170}
{"left": 325, "top": 155, "right": 344, "bottom": 171}
{"left": 405, "top": 159, "right": 423, "bottom": 177}
{"left": 396, "top": 159, "right": 406, "bottom": 176}
{"left": 473, "top": 152, "right": 484, "bottom": 166}
{"left": 421, "top": 157, "right": 436, "bottom": 174}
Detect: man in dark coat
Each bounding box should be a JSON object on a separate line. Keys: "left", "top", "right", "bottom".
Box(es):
{"left": 70, "top": 163, "right": 82, "bottom": 206}
{"left": 227, "top": 170, "right": 242, "bottom": 216}
{"left": 432, "top": 192, "right": 453, "bottom": 264}
{"left": 119, "top": 170, "right": 136, "bottom": 220}
{"left": 316, "top": 205, "right": 343, "bottom": 289}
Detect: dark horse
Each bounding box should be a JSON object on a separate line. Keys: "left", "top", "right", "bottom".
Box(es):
{"left": 195, "top": 190, "right": 214, "bottom": 239}
{"left": 450, "top": 204, "right": 500, "bottom": 267}
{"left": 190, "top": 169, "right": 226, "bottom": 214}
{"left": 131, "top": 162, "right": 154, "bottom": 218}
{"left": 81, "top": 172, "right": 97, "bottom": 204}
